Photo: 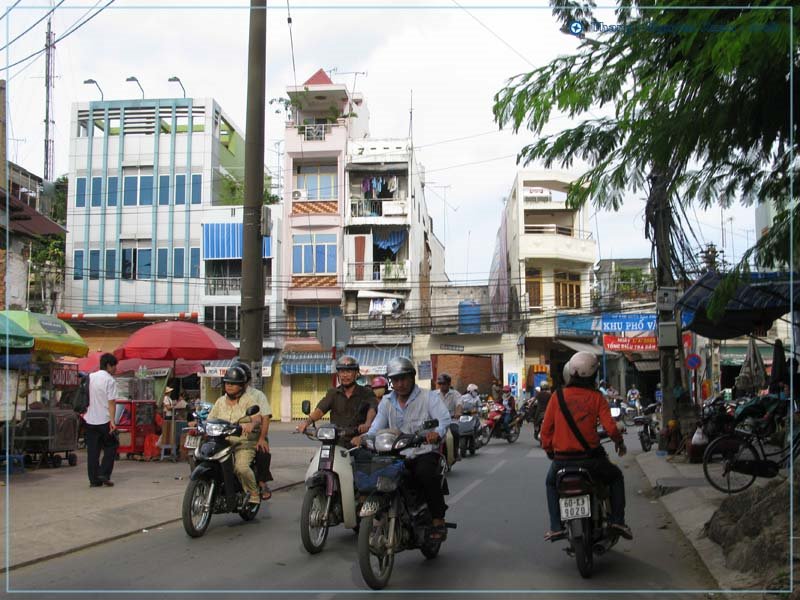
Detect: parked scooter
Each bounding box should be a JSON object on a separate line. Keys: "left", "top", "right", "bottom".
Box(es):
{"left": 356, "top": 420, "right": 456, "bottom": 589}
{"left": 181, "top": 405, "right": 261, "bottom": 537}
{"left": 550, "top": 432, "right": 619, "bottom": 578}
{"left": 633, "top": 403, "right": 660, "bottom": 452}
{"left": 298, "top": 400, "right": 360, "bottom": 554}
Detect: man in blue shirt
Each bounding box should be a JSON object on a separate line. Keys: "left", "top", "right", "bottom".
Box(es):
{"left": 367, "top": 356, "right": 451, "bottom": 541}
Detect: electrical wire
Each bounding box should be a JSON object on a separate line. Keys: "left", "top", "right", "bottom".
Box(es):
{"left": 0, "top": 0, "right": 65, "bottom": 53}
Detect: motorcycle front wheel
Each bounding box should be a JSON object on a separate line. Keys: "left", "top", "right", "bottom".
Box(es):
{"left": 182, "top": 478, "right": 213, "bottom": 538}
{"left": 623, "top": 413, "right": 636, "bottom": 427}
{"left": 639, "top": 430, "right": 653, "bottom": 452}
{"left": 300, "top": 487, "right": 331, "bottom": 554}
{"left": 506, "top": 424, "right": 521, "bottom": 443}
{"left": 478, "top": 426, "right": 491, "bottom": 447}
{"left": 357, "top": 512, "right": 395, "bottom": 590}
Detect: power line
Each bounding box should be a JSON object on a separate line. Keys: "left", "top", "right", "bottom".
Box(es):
{"left": 0, "top": 0, "right": 65, "bottom": 53}
{"left": 0, "top": 0, "right": 23, "bottom": 22}
{"left": 450, "top": 0, "right": 534, "bottom": 68}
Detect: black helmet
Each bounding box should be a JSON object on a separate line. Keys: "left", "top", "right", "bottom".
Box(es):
{"left": 222, "top": 365, "right": 248, "bottom": 385}
{"left": 386, "top": 356, "right": 416, "bottom": 379}
{"left": 232, "top": 361, "right": 252, "bottom": 383}
{"left": 335, "top": 355, "right": 360, "bottom": 371}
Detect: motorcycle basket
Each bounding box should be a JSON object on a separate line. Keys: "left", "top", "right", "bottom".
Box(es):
{"left": 354, "top": 455, "right": 405, "bottom": 493}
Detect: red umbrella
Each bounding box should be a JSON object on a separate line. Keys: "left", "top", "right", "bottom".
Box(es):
{"left": 114, "top": 321, "right": 237, "bottom": 361}
{"left": 76, "top": 350, "right": 105, "bottom": 372}
{"left": 77, "top": 352, "right": 204, "bottom": 377}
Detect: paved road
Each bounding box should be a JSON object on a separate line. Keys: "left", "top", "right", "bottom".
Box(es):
{"left": 6, "top": 426, "right": 716, "bottom": 597}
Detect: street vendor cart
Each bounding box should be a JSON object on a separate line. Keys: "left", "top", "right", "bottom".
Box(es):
{"left": 114, "top": 400, "right": 156, "bottom": 459}
{"left": 13, "top": 408, "right": 80, "bottom": 468}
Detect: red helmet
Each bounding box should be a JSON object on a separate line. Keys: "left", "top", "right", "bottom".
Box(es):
{"left": 502, "top": 385, "right": 512, "bottom": 393}
{"left": 370, "top": 376, "right": 388, "bottom": 389}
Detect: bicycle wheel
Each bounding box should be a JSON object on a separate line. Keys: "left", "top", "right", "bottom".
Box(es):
{"left": 703, "top": 434, "right": 759, "bottom": 494}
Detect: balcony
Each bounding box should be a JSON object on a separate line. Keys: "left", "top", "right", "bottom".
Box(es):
{"left": 348, "top": 197, "right": 408, "bottom": 225}
{"left": 205, "top": 277, "right": 273, "bottom": 296}
{"left": 520, "top": 224, "right": 595, "bottom": 264}
{"left": 344, "top": 260, "right": 411, "bottom": 287}
{"left": 284, "top": 119, "right": 347, "bottom": 153}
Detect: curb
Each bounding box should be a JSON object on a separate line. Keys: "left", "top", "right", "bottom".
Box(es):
{"left": 1, "top": 480, "right": 305, "bottom": 573}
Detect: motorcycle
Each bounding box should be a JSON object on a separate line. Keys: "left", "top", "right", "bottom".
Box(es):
{"left": 633, "top": 403, "right": 660, "bottom": 452}
{"left": 298, "top": 400, "right": 360, "bottom": 554}
{"left": 456, "top": 398, "right": 484, "bottom": 457}
{"left": 485, "top": 402, "right": 522, "bottom": 444}
{"left": 356, "top": 420, "right": 456, "bottom": 590}
{"left": 182, "top": 405, "right": 261, "bottom": 538}
{"left": 608, "top": 397, "right": 634, "bottom": 427}
{"left": 550, "top": 432, "right": 619, "bottom": 578}
{"left": 184, "top": 401, "right": 212, "bottom": 472}
{"left": 700, "top": 394, "right": 736, "bottom": 442}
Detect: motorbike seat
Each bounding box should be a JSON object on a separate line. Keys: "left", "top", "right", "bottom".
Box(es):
{"left": 633, "top": 415, "right": 651, "bottom": 426}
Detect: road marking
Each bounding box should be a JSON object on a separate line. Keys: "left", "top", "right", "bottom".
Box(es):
{"left": 487, "top": 459, "right": 507, "bottom": 475}
{"left": 526, "top": 448, "right": 548, "bottom": 458}
{"left": 480, "top": 446, "right": 509, "bottom": 456}
{"left": 448, "top": 478, "right": 483, "bottom": 505}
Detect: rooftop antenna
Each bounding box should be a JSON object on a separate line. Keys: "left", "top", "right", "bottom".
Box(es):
{"left": 43, "top": 15, "right": 56, "bottom": 189}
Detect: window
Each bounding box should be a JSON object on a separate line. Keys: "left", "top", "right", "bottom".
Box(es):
{"left": 123, "top": 176, "right": 138, "bottom": 206}
{"left": 190, "top": 247, "right": 200, "bottom": 278}
{"left": 555, "top": 271, "right": 582, "bottom": 309}
{"left": 89, "top": 250, "right": 100, "bottom": 280}
{"left": 191, "top": 174, "right": 202, "bottom": 204}
{"left": 139, "top": 175, "right": 154, "bottom": 206}
{"left": 173, "top": 247, "right": 185, "bottom": 278}
{"left": 158, "top": 175, "right": 170, "bottom": 205}
{"left": 73, "top": 250, "right": 84, "bottom": 280}
{"left": 121, "top": 248, "right": 135, "bottom": 280}
{"left": 105, "top": 249, "right": 116, "bottom": 279}
{"left": 526, "top": 267, "right": 542, "bottom": 311}
{"left": 157, "top": 248, "right": 169, "bottom": 279}
{"left": 75, "top": 177, "right": 86, "bottom": 207}
{"left": 137, "top": 249, "right": 152, "bottom": 280}
{"left": 292, "top": 233, "right": 337, "bottom": 274}
{"left": 91, "top": 177, "right": 102, "bottom": 207}
{"left": 107, "top": 176, "right": 118, "bottom": 206}
{"left": 175, "top": 174, "right": 186, "bottom": 205}
{"left": 296, "top": 165, "right": 337, "bottom": 200}
{"left": 294, "top": 305, "right": 342, "bottom": 332}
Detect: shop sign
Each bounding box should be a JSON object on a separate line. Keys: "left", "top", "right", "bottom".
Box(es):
{"left": 51, "top": 362, "right": 79, "bottom": 387}
{"left": 601, "top": 313, "right": 657, "bottom": 333}
{"left": 440, "top": 344, "right": 465, "bottom": 352}
{"left": 556, "top": 315, "right": 601, "bottom": 336}
{"left": 602, "top": 335, "right": 658, "bottom": 352}
{"left": 417, "top": 360, "right": 432, "bottom": 380}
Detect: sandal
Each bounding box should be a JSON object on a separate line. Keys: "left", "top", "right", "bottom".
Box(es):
{"left": 610, "top": 523, "right": 633, "bottom": 540}
{"left": 260, "top": 486, "right": 272, "bottom": 501}
{"left": 428, "top": 525, "right": 447, "bottom": 542}
{"left": 543, "top": 529, "right": 566, "bottom": 542}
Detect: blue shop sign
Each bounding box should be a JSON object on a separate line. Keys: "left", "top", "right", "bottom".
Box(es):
{"left": 556, "top": 315, "right": 601, "bottom": 337}
{"left": 601, "top": 313, "right": 657, "bottom": 333}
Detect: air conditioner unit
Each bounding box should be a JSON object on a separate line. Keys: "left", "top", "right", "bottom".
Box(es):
{"left": 292, "top": 188, "right": 307, "bottom": 201}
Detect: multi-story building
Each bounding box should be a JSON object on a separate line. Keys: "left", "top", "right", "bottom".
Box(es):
{"left": 594, "top": 257, "right": 656, "bottom": 311}
{"left": 278, "top": 69, "right": 445, "bottom": 418}
{"left": 63, "top": 97, "right": 279, "bottom": 351}
{"left": 489, "top": 169, "right": 597, "bottom": 391}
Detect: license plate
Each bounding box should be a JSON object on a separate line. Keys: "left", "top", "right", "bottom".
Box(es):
{"left": 459, "top": 416, "right": 472, "bottom": 422}
{"left": 184, "top": 435, "right": 200, "bottom": 449}
{"left": 559, "top": 495, "right": 591, "bottom": 520}
{"left": 320, "top": 447, "right": 331, "bottom": 458}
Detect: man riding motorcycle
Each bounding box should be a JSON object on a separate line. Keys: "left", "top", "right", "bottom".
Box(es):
{"left": 500, "top": 385, "right": 516, "bottom": 434}
{"left": 435, "top": 373, "right": 463, "bottom": 461}
{"left": 370, "top": 376, "right": 389, "bottom": 401}
{"left": 626, "top": 384, "right": 641, "bottom": 412}
{"left": 535, "top": 381, "right": 552, "bottom": 425}
{"left": 366, "top": 356, "right": 452, "bottom": 541}
{"left": 541, "top": 351, "right": 632, "bottom": 542}
{"left": 297, "top": 355, "right": 377, "bottom": 447}
{"left": 460, "top": 383, "right": 481, "bottom": 412}
{"left": 207, "top": 365, "right": 263, "bottom": 504}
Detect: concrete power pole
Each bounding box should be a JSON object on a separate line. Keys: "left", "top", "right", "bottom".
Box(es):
{"left": 44, "top": 17, "right": 55, "bottom": 184}
{"left": 239, "top": 0, "right": 266, "bottom": 370}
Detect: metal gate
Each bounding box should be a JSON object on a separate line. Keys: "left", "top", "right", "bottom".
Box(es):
{"left": 290, "top": 374, "right": 330, "bottom": 420}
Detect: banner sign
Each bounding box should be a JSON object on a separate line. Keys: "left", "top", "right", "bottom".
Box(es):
{"left": 556, "top": 315, "right": 601, "bottom": 336}
{"left": 601, "top": 313, "right": 657, "bottom": 333}
{"left": 51, "top": 362, "right": 79, "bottom": 388}
{"left": 602, "top": 335, "right": 658, "bottom": 352}
{"left": 440, "top": 344, "right": 465, "bottom": 352}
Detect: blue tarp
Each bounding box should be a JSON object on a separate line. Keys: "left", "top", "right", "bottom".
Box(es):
{"left": 373, "top": 230, "right": 407, "bottom": 255}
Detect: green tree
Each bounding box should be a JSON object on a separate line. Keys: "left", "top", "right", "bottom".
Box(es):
{"left": 216, "top": 171, "right": 279, "bottom": 206}
{"left": 493, "top": 2, "right": 798, "bottom": 277}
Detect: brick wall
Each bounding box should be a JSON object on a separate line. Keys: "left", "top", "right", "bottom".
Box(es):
{"left": 434, "top": 354, "right": 494, "bottom": 395}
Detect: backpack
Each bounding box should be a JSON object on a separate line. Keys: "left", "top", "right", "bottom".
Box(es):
{"left": 73, "top": 374, "right": 90, "bottom": 414}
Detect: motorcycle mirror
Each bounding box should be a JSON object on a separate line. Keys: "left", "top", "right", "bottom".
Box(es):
{"left": 245, "top": 405, "right": 260, "bottom": 416}
{"left": 422, "top": 419, "right": 439, "bottom": 429}
{"left": 301, "top": 400, "right": 311, "bottom": 415}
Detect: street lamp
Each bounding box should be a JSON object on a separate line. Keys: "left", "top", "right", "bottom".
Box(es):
{"left": 167, "top": 76, "right": 186, "bottom": 98}
{"left": 83, "top": 78, "right": 104, "bottom": 100}
{"left": 126, "top": 76, "right": 144, "bottom": 99}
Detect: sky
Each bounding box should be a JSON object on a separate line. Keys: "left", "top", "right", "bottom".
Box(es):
{"left": 4, "top": 0, "right": 761, "bottom": 282}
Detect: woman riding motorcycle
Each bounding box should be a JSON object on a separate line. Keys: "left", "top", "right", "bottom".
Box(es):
{"left": 207, "top": 365, "right": 262, "bottom": 504}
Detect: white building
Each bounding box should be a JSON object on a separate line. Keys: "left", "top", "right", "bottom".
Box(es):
{"left": 63, "top": 97, "right": 280, "bottom": 349}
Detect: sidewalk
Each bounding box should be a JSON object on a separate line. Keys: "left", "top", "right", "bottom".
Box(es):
{"left": 635, "top": 450, "right": 761, "bottom": 591}
{"left": 0, "top": 423, "right": 312, "bottom": 571}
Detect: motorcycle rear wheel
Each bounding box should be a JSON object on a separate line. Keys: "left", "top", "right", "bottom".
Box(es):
{"left": 572, "top": 520, "right": 594, "bottom": 578}
{"left": 182, "top": 478, "right": 213, "bottom": 538}
{"left": 358, "top": 513, "right": 395, "bottom": 590}
{"left": 459, "top": 438, "right": 469, "bottom": 457}
{"left": 468, "top": 437, "right": 476, "bottom": 456}
{"left": 300, "top": 487, "right": 330, "bottom": 554}
{"left": 478, "top": 426, "right": 491, "bottom": 447}
{"left": 639, "top": 431, "right": 653, "bottom": 452}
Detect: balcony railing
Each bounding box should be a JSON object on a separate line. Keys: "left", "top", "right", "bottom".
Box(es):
{"left": 205, "top": 277, "right": 242, "bottom": 295}
{"left": 346, "top": 260, "right": 409, "bottom": 282}
{"left": 524, "top": 224, "right": 592, "bottom": 238}
{"left": 350, "top": 197, "right": 407, "bottom": 218}
{"left": 301, "top": 123, "right": 333, "bottom": 141}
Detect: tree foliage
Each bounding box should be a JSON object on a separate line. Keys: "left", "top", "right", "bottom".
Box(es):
{"left": 216, "top": 171, "right": 279, "bottom": 206}
{"left": 493, "top": 1, "right": 798, "bottom": 272}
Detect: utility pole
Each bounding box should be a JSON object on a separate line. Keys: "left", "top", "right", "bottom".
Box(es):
{"left": 240, "top": 0, "right": 266, "bottom": 371}
{"left": 43, "top": 17, "right": 55, "bottom": 186}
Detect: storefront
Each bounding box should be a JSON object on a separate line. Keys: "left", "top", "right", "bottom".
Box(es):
{"left": 200, "top": 355, "right": 281, "bottom": 421}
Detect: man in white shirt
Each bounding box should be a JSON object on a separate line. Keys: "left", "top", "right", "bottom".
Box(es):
{"left": 85, "top": 353, "right": 119, "bottom": 487}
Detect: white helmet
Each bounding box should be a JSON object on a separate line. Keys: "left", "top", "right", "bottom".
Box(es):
{"left": 566, "top": 351, "right": 599, "bottom": 380}
{"left": 562, "top": 362, "right": 571, "bottom": 386}
{"left": 466, "top": 383, "right": 479, "bottom": 394}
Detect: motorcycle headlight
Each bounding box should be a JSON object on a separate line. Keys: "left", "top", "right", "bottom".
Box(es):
{"left": 393, "top": 437, "right": 410, "bottom": 450}
{"left": 610, "top": 407, "right": 621, "bottom": 419}
{"left": 204, "top": 422, "right": 226, "bottom": 437}
{"left": 364, "top": 437, "right": 375, "bottom": 450}
{"left": 375, "top": 431, "right": 398, "bottom": 452}
{"left": 316, "top": 426, "right": 336, "bottom": 441}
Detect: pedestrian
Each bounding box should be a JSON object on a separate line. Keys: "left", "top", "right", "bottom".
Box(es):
{"left": 161, "top": 386, "right": 174, "bottom": 450}
{"left": 85, "top": 353, "right": 119, "bottom": 487}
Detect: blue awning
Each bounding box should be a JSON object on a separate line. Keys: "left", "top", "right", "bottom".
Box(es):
{"left": 281, "top": 345, "right": 411, "bottom": 375}
{"left": 203, "top": 223, "right": 271, "bottom": 260}
{"left": 203, "top": 354, "right": 276, "bottom": 377}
